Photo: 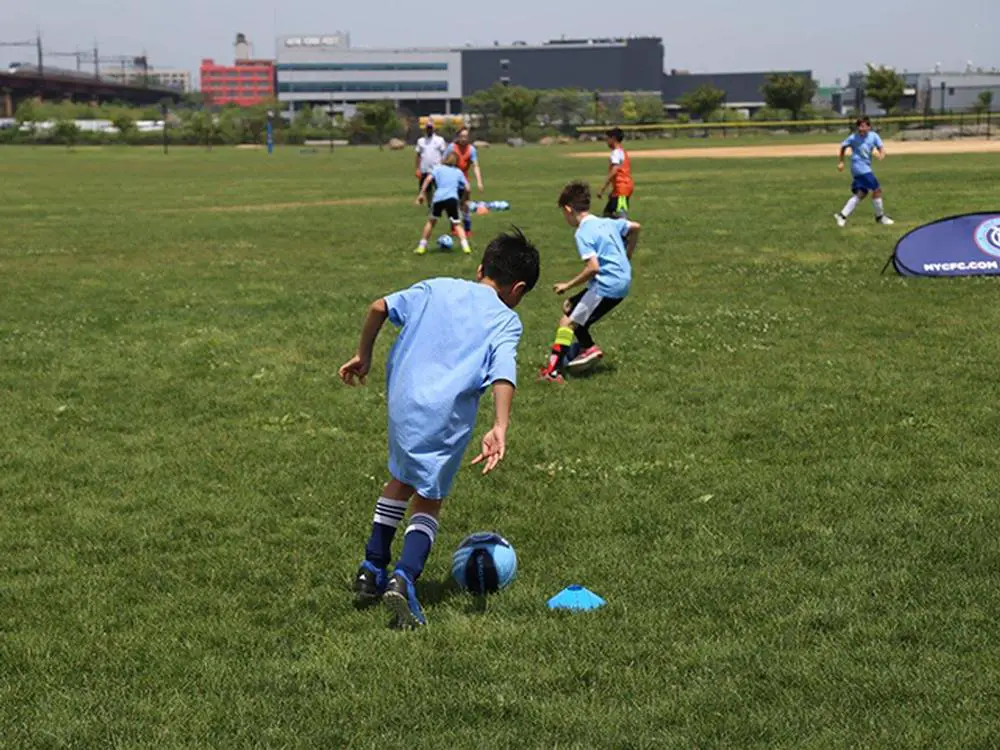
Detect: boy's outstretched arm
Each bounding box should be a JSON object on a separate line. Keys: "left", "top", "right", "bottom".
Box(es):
{"left": 625, "top": 221, "right": 641, "bottom": 259}
{"left": 471, "top": 380, "right": 514, "bottom": 475}
{"left": 837, "top": 145, "right": 849, "bottom": 172}
{"left": 416, "top": 174, "right": 434, "bottom": 204}
{"left": 598, "top": 164, "right": 620, "bottom": 198}
{"left": 554, "top": 256, "right": 600, "bottom": 295}
{"left": 338, "top": 298, "right": 389, "bottom": 386}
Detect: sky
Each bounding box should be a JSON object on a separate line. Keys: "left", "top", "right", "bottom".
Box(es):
{"left": 5, "top": 0, "right": 997, "bottom": 86}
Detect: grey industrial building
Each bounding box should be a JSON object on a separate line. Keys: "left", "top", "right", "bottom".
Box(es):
{"left": 842, "top": 69, "right": 1000, "bottom": 114}
{"left": 660, "top": 70, "right": 813, "bottom": 115}
{"left": 274, "top": 32, "right": 817, "bottom": 120}
{"left": 275, "top": 34, "right": 664, "bottom": 116}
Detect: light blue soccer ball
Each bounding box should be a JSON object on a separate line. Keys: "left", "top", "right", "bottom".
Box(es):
{"left": 437, "top": 234, "right": 454, "bottom": 250}
{"left": 451, "top": 532, "right": 517, "bottom": 594}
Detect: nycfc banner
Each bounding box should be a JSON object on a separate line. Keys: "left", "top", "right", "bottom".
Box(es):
{"left": 888, "top": 213, "right": 1000, "bottom": 277}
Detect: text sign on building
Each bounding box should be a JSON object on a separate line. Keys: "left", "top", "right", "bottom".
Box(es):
{"left": 284, "top": 35, "right": 348, "bottom": 48}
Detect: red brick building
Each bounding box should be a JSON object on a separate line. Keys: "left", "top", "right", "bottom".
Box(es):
{"left": 200, "top": 58, "right": 275, "bottom": 107}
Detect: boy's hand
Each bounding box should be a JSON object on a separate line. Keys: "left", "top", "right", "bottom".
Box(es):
{"left": 416, "top": 194, "right": 425, "bottom": 205}
{"left": 596, "top": 190, "right": 604, "bottom": 199}
{"left": 837, "top": 161, "right": 845, "bottom": 172}
{"left": 553, "top": 282, "right": 571, "bottom": 295}
{"left": 471, "top": 426, "right": 506, "bottom": 475}
{"left": 338, "top": 354, "right": 371, "bottom": 386}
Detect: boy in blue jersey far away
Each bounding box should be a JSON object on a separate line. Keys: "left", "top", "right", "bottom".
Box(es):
{"left": 539, "top": 180, "right": 641, "bottom": 384}
{"left": 835, "top": 116, "right": 895, "bottom": 227}
{"left": 339, "top": 229, "right": 540, "bottom": 629}
{"left": 415, "top": 151, "right": 471, "bottom": 255}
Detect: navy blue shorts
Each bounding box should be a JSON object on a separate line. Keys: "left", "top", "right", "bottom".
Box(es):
{"left": 851, "top": 172, "right": 880, "bottom": 194}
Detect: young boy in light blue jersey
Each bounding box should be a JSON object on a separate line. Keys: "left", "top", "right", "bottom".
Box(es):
{"left": 539, "top": 180, "right": 641, "bottom": 383}
{"left": 340, "top": 229, "right": 540, "bottom": 628}
{"left": 835, "top": 116, "right": 895, "bottom": 227}
{"left": 416, "top": 151, "right": 471, "bottom": 255}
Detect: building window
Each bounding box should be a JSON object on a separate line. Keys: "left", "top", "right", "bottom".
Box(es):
{"left": 278, "top": 80, "right": 449, "bottom": 93}
{"left": 277, "top": 62, "right": 448, "bottom": 72}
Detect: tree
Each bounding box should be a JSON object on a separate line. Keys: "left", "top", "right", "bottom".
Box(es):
{"left": 678, "top": 84, "right": 727, "bottom": 120}
{"left": 112, "top": 113, "right": 136, "bottom": 144}
{"left": 14, "top": 99, "right": 37, "bottom": 134}
{"left": 357, "top": 100, "right": 400, "bottom": 149}
{"left": 499, "top": 86, "right": 541, "bottom": 137}
{"left": 217, "top": 108, "right": 246, "bottom": 145}
{"left": 53, "top": 119, "right": 79, "bottom": 149}
{"left": 973, "top": 90, "right": 994, "bottom": 115}
{"left": 464, "top": 84, "right": 507, "bottom": 137}
{"left": 620, "top": 94, "right": 639, "bottom": 123}
{"left": 186, "top": 111, "right": 217, "bottom": 148}
{"left": 865, "top": 64, "right": 906, "bottom": 114}
{"left": 761, "top": 73, "right": 817, "bottom": 120}
{"left": 634, "top": 95, "right": 665, "bottom": 124}
{"left": 539, "top": 89, "right": 590, "bottom": 134}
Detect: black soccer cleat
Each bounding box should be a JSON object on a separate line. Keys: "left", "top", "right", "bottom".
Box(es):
{"left": 353, "top": 561, "right": 387, "bottom": 607}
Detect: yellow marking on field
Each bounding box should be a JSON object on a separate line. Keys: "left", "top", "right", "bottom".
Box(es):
{"left": 570, "top": 139, "right": 1000, "bottom": 160}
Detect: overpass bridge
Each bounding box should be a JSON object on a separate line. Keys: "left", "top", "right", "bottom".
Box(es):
{"left": 1, "top": 70, "right": 183, "bottom": 116}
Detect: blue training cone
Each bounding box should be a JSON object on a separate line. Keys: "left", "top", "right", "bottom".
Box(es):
{"left": 547, "top": 585, "right": 606, "bottom": 611}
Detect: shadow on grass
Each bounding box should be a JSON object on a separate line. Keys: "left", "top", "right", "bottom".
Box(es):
{"left": 567, "top": 362, "right": 618, "bottom": 380}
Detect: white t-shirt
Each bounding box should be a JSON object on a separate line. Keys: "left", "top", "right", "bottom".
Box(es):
{"left": 610, "top": 147, "right": 625, "bottom": 166}
{"left": 416, "top": 134, "right": 447, "bottom": 174}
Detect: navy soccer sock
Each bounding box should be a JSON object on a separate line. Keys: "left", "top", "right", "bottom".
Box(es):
{"left": 364, "top": 497, "right": 408, "bottom": 569}
{"left": 395, "top": 512, "right": 439, "bottom": 581}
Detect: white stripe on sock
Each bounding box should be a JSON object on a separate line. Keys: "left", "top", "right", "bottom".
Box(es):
{"left": 373, "top": 497, "right": 408, "bottom": 528}
{"left": 405, "top": 513, "right": 439, "bottom": 542}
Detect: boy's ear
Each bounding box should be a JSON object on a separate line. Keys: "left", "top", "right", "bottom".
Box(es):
{"left": 475, "top": 264, "right": 484, "bottom": 281}
{"left": 510, "top": 280, "right": 528, "bottom": 301}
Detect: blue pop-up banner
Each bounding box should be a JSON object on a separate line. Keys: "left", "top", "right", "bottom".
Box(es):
{"left": 889, "top": 213, "right": 1000, "bottom": 277}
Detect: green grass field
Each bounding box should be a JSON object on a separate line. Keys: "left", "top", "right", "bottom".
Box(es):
{"left": 3, "top": 142, "right": 1000, "bottom": 748}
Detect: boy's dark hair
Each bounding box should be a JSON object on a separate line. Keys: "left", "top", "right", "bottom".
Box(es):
{"left": 482, "top": 227, "right": 541, "bottom": 291}
{"left": 606, "top": 127, "right": 624, "bottom": 142}
{"left": 557, "top": 180, "right": 591, "bottom": 213}
{"left": 856, "top": 115, "right": 872, "bottom": 127}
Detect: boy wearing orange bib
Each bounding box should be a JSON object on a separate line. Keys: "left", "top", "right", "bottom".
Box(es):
{"left": 596, "top": 127, "right": 634, "bottom": 219}
{"left": 447, "top": 128, "right": 484, "bottom": 236}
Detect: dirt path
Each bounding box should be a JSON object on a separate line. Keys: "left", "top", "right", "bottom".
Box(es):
{"left": 570, "top": 139, "right": 1000, "bottom": 160}
{"left": 155, "top": 197, "right": 402, "bottom": 214}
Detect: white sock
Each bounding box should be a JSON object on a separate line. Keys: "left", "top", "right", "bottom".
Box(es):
{"left": 840, "top": 195, "right": 860, "bottom": 218}
{"left": 418, "top": 238, "right": 427, "bottom": 247}
{"left": 873, "top": 198, "right": 885, "bottom": 217}
{"left": 461, "top": 238, "right": 470, "bottom": 250}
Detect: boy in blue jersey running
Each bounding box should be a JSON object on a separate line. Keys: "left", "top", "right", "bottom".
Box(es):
{"left": 340, "top": 229, "right": 540, "bottom": 629}
{"left": 539, "top": 180, "right": 641, "bottom": 383}
{"left": 835, "top": 116, "right": 895, "bottom": 227}
{"left": 416, "top": 151, "right": 471, "bottom": 255}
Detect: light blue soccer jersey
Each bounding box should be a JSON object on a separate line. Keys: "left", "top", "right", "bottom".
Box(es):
{"left": 575, "top": 215, "right": 632, "bottom": 299}
{"left": 841, "top": 131, "right": 883, "bottom": 175}
{"left": 383, "top": 278, "right": 522, "bottom": 499}
{"left": 430, "top": 165, "right": 469, "bottom": 203}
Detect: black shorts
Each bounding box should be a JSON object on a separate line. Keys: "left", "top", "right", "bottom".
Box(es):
{"left": 565, "top": 288, "right": 624, "bottom": 327}
{"left": 431, "top": 198, "right": 461, "bottom": 222}
{"left": 603, "top": 194, "right": 630, "bottom": 218}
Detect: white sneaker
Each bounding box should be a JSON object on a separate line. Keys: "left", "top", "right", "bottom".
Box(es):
{"left": 877, "top": 215, "right": 895, "bottom": 226}
{"left": 834, "top": 213, "right": 847, "bottom": 227}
